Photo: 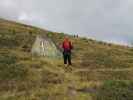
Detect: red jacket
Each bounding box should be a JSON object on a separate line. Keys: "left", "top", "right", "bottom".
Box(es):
{"left": 62, "top": 40, "right": 73, "bottom": 51}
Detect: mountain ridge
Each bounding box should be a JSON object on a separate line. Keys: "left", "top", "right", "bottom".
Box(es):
{"left": 0, "top": 18, "right": 133, "bottom": 100}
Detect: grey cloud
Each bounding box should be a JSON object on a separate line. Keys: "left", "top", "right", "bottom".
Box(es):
{"left": 0, "top": 0, "right": 133, "bottom": 46}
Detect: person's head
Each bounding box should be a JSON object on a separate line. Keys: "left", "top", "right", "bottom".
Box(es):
{"left": 64, "top": 36, "right": 69, "bottom": 41}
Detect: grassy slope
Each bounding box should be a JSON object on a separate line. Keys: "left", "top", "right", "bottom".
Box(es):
{"left": 0, "top": 18, "right": 133, "bottom": 100}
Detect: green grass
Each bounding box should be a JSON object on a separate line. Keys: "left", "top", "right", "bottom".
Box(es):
{"left": 0, "top": 50, "right": 28, "bottom": 81}
{"left": 94, "top": 80, "right": 133, "bottom": 100}
{"left": 0, "top": 18, "right": 133, "bottom": 100}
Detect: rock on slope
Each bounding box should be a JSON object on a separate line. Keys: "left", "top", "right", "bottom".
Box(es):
{"left": 31, "top": 35, "right": 62, "bottom": 58}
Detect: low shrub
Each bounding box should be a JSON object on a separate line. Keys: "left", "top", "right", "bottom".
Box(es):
{"left": 95, "top": 80, "right": 133, "bottom": 100}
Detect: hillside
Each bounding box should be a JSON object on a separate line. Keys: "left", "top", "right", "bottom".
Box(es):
{"left": 0, "top": 18, "right": 133, "bottom": 100}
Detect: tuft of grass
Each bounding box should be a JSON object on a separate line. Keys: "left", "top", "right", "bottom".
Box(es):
{"left": 0, "top": 51, "right": 28, "bottom": 81}
{"left": 95, "top": 80, "right": 133, "bottom": 100}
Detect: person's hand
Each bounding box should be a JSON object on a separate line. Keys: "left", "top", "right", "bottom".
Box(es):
{"left": 59, "top": 44, "right": 63, "bottom": 52}
{"left": 59, "top": 44, "right": 62, "bottom": 49}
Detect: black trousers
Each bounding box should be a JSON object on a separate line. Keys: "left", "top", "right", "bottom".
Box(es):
{"left": 63, "top": 51, "right": 72, "bottom": 65}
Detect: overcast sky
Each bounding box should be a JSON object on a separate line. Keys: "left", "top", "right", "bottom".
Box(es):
{"left": 0, "top": 0, "right": 133, "bottom": 46}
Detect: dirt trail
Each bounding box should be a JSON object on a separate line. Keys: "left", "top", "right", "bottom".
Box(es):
{"left": 73, "top": 68, "right": 133, "bottom": 73}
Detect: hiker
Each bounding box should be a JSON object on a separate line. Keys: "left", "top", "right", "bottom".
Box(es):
{"left": 76, "top": 34, "right": 79, "bottom": 38}
{"left": 61, "top": 36, "right": 73, "bottom": 66}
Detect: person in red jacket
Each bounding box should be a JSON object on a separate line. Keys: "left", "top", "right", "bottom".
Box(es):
{"left": 62, "top": 36, "right": 73, "bottom": 66}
